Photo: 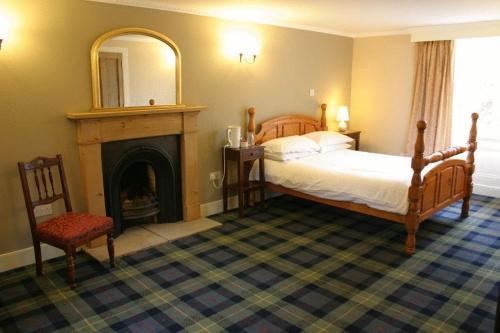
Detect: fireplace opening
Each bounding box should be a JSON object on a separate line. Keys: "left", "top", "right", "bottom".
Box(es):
{"left": 120, "top": 163, "right": 160, "bottom": 224}
{"left": 102, "top": 136, "right": 182, "bottom": 235}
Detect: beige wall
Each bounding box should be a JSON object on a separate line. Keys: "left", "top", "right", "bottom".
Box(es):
{"left": 350, "top": 35, "right": 415, "bottom": 154}
{"left": 0, "top": 0, "right": 353, "bottom": 254}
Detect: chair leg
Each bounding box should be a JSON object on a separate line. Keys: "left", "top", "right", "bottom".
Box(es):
{"left": 107, "top": 233, "right": 115, "bottom": 268}
{"left": 33, "top": 240, "right": 43, "bottom": 277}
{"left": 66, "top": 250, "right": 76, "bottom": 289}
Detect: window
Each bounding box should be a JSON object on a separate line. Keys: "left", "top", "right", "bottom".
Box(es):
{"left": 452, "top": 37, "right": 500, "bottom": 197}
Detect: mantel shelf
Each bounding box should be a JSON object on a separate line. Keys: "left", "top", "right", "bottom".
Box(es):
{"left": 66, "top": 105, "right": 207, "bottom": 120}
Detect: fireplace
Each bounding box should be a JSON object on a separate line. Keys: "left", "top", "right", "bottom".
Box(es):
{"left": 102, "top": 136, "right": 182, "bottom": 235}
{"left": 67, "top": 106, "right": 205, "bottom": 247}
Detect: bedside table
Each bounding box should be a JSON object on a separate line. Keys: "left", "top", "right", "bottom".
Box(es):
{"left": 222, "top": 145, "right": 265, "bottom": 217}
{"left": 339, "top": 130, "right": 361, "bottom": 151}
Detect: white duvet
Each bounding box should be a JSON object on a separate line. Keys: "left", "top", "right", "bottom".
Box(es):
{"left": 251, "top": 149, "right": 436, "bottom": 214}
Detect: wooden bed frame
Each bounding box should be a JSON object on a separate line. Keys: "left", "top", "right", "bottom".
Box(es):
{"left": 247, "top": 104, "right": 479, "bottom": 254}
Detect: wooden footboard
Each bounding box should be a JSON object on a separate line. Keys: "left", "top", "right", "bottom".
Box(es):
{"left": 419, "top": 159, "right": 468, "bottom": 220}
{"left": 405, "top": 113, "right": 478, "bottom": 254}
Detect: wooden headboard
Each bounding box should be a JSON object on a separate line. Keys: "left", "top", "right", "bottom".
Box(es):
{"left": 248, "top": 104, "right": 328, "bottom": 145}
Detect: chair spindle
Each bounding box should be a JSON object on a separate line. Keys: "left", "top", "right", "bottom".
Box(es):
{"left": 47, "top": 166, "right": 56, "bottom": 197}
{"left": 34, "top": 169, "right": 43, "bottom": 200}
{"left": 40, "top": 167, "right": 49, "bottom": 199}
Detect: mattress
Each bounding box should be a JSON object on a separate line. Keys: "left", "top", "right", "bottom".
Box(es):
{"left": 251, "top": 149, "right": 437, "bottom": 215}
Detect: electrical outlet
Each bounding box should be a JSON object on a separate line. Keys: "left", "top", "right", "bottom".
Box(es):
{"left": 34, "top": 204, "right": 53, "bottom": 217}
{"left": 209, "top": 171, "right": 221, "bottom": 181}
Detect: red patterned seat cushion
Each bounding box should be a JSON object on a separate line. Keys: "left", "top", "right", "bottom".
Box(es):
{"left": 37, "top": 212, "right": 113, "bottom": 247}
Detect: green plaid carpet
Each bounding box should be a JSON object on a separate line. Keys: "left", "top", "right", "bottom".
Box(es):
{"left": 1, "top": 194, "right": 500, "bottom": 332}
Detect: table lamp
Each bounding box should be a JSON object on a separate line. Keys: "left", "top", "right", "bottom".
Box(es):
{"left": 337, "top": 106, "right": 349, "bottom": 132}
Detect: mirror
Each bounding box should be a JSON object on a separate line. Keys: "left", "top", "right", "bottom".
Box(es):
{"left": 91, "top": 28, "right": 181, "bottom": 109}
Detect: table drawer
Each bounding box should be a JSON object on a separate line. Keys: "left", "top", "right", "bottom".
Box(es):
{"left": 241, "top": 147, "right": 263, "bottom": 161}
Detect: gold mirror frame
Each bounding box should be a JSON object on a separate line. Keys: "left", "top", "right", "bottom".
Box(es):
{"left": 90, "top": 27, "right": 182, "bottom": 110}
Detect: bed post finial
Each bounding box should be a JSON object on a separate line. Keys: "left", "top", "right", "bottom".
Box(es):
{"left": 248, "top": 107, "right": 256, "bottom": 135}
{"left": 468, "top": 113, "right": 478, "bottom": 151}
{"left": 461, "top": 112, "right": 479, "bottom": 218}
{"left": 406, "top": 119, "right": 426, "bottom": 255}
{"left": 320, "top": 104, "right": 327, "bottom": 130}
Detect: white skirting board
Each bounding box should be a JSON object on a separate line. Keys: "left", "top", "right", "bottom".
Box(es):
{"left": 0, "top": 196, "right": 238, "bottom": 273}
{"left": 200, "top": 193, "right": 277, "bottom": 217}
{"left": 9, "top": 188, "right": 495, "bottom": 273}
{"left": 474, "top": 184, "right": 500, "bottom": 198}
{"left": 200, "top": 195, "right": 239, "bottom": 217}
{"left": 0, "top": 189, "right": 492, "bottom": 273}
{"left": 0, "top": 244, "right": 65, "bottom": 273}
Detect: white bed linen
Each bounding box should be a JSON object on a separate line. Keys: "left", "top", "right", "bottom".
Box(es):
{"left": 251, "top": 149, "right": 438, "bottom": 214}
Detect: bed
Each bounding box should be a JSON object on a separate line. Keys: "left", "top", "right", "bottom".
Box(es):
{"left": 247, "top": 104, "right": 478, "bottom": 254}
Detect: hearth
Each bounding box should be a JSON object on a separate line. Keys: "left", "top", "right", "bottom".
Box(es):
{"left": 101, "top": 136, "right": 182, "bottom": 235}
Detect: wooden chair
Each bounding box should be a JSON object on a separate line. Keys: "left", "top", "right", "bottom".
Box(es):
{"left": 18, "top": 155, "right": 114, "bottom": 288}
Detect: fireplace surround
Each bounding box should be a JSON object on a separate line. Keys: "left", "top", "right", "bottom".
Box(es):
{"left": 67, "top": 106, "right": 205, "bottom": 246}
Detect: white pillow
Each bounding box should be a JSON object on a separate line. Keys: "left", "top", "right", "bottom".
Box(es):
{"left": 302, "top": 131, "right": 353, "bottom": 147}
{"left": 262, "top": 135, "right": 320, "bottom": 155}
{"left": 321, "top": 143, "right": 352, "bottom": 153}
{"left": 265, "top": 151, "right": 319, "bottom": 161}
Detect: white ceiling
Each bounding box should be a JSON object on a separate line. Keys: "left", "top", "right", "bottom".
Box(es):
{"left": 90, "top": 0, "right": 500, "bottom": 37}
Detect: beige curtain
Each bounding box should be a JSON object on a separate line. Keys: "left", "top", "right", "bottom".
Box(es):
{"left": 406, "top": 40, "right": 454, "bottom": 156}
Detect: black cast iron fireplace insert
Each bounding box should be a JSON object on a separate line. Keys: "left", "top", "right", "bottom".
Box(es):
{"left": 101, "top": 136, "right": 182, "bottom": 235}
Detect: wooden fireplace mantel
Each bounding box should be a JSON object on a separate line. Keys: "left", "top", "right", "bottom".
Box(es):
{"left": 66, "top": 105, "right": 205, "bottom": 120}
{"left": 66, "top": 105, "right": 206, "bottom": 236}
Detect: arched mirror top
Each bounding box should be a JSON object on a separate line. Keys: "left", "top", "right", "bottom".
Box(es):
{"left": 91, "top": 27, "right": 182, "bottom": 110}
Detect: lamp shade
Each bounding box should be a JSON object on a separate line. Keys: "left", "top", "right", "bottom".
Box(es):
{"left": 0, "top": 14, "right": 10, "bottom": 40}
{"left": 337, "top": 106, "right": 349, "bottom": 122}
{"left": 224, "top": 30, "right": 261, "bottom": 63}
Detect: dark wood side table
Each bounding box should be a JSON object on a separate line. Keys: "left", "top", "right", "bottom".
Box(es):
{"left": 339, "top": 130, "right": 361, "bottom": 150}
{"left": 222, "top": 145, "right": 265, "bottom": 217}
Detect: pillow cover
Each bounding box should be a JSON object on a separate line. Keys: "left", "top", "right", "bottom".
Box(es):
{"left": 265, "top": 151, "right": 319, "bottom": 161}
{"left": 302, "top": 131, "right": 353, "bottom": 147}
{"left": 261, "top": 135, "right": 320, "bottom": 155}
{"left": 320, "top": 143, "right": 352, "bottom": 153}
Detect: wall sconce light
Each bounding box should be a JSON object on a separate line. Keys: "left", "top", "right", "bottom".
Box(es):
{"left": 224, "top": 30, "right": 261, "bottom": 64}
{"left": 237, "top": 32, "right": 260, "bottom": 64}
{"left": 337, "top": 106, "right": 350, "bottom": 132}
{"left": 239, "top": 53, "right": 257, "bottom": 64}
{"left": 0, "top": 15, "right": 10, "bottom": 50}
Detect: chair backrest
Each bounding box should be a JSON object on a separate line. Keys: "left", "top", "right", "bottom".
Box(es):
{"left": 18, "top": 155, "right": 72, "bottom": 230}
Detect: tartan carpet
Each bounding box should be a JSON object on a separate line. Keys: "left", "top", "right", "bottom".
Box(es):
{"left": 1, "top": 194, "right": 500, "bottom": 332}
